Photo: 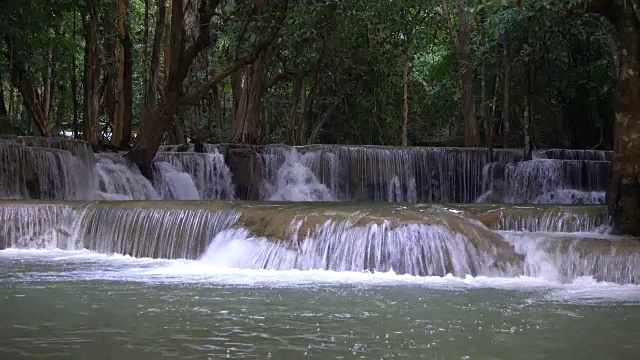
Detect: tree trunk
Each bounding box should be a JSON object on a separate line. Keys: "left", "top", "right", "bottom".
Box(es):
{"left": 121, "top": 28, "right": 133, "bottom": 148}
{"left": 502, "top": 42, "right": 511, "bottom": 149}
{"left": 523, "top": 16, "right": 533, "bottom": 161}
{"left": 111, "top": 0, "right": 127, "bottom": 146}
{"left": 146, "top": 0, "right": 166, "bottom": 108}
{"left": 71, "top": 7, "right": 80, "bottom": 138}
{"left": 83, "top": 0, "right": 102, "bottom": 146}
{"left": 401, "top": 45, "right": 409, "bottom": 146}
{"left": 6, "top": 37, "right": 52, "bottom": 137}
{"left": 41, "top": 49, "right": 53, "bottom": 133}
{"left": 286, "top": 76, "right": 303, "bottom": 145}
{"left": 129, "top": 0, "right": 287, "bottom": 175}
{"left": 231, "top": 53, "right": 266, "bottom": 144}
{"left": 607, "top": 5, "right": 640, "bottom": 236}
{"left": 481, "top": 20, "right": 490, "bottom": 150}
{"left": 230, "top": 0, "right": 270, "bottom": 144}
{"left": 163, "top": 0, "right": 172, "bottom": 82}
{"left": 0, "top": 86, "right": 8, "bottom": 133}
{"left": 457, "top": 1, "right": 478, "bottom": 147}
{"left": 143, "top": 0, "right": 150, "bottom": 101}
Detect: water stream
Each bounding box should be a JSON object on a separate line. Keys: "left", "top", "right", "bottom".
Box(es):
{"left": 0, "top": 138, "right": 637, "bottom": 359}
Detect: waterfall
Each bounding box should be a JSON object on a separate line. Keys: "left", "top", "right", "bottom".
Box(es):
{"left": 0, "top": 136, "right": 239, "bottom": 201}
{"left": 0, "top": 143, "right": 94, "bottom": 200}
{"left": 2, "top": 201, "right": 635, "bottom": 284}
{"left": 261, "top": 148, "right": 335, "bottom": 201}
{"left": 76, "top": 204, "right": 239, "bottom": 259}
{"left": 468, "top": 205, "right": 611, "bottom": 233}
{"left": 506, "top": 232, "right": 639, "bottom": 284}
{"left": 202, "top": 221, "right": 520, "bottom": 277}
{"left": 155, "top": 150, "right": 235, "bottom": 200}
{"left": 531, "top": 189, "right": 605, "bottom": 205}
{"left": 95, "top": 155, "right": 160, "bottom": 200}
{"left": 0, "top": 202, "right": 76, "bottom": 249}
{"left": 535, "top": 148, "right": 613, "bottom": 161}
{"left": 153, "top": 162, "right": 201, "bottom": 200}
{"left": 1, "top": 138, "right": 618, "bottom": 205}
{"left": 503, "top": 159, "right": 611, "bottom": 204}
{"left": 260, "top": 145, "right": 522, "bottom": 203}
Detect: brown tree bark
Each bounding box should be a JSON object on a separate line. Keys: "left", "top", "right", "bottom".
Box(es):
{"left": 129, "top": 0, "right": 288, "bottom": 176}
{"left": 522, "top": 14, "right": 533, "bottom": 161}
{"left": 605, "top": 3, "right": 640, "bottom": 236}
{"left": 71, "top": 7, "right": 80, "bottom": 138}
{"left": 443, "top": 0, "right": 479, "bottom": 147}
{"left": 5, "top": 37, "right": 53, "bottom": 137}
{"left": 111, "top": 0, "right": 127, "bottom": 146}
{"left": 231, "top": 52, "right": 266, "bottom": 144}
{"left": 480, "top": 19, "right": 490, "bottom": 150}
{"left": 143, "top": 0, "right": 150, "bottom": 101}
{"left": 230, "top": 0, "right": 270, "bottom": 144}
{"left": 286, "top": 76, "right": 304, "bottom": 145}
{"left": 146, "top": 0, "right": 166, "bottom": 108}
{"left": 121, "top": 29, "right": 134, "bottom": 148}
{"left": 0, "top": 85, "right": 9, "bottom": 133}
{"left": 402, "top": 45, "right": 409, "bottom": 146}
{"left": 502, "top": 41, "right": 511, "bottom": 149}
{"left": 42, "top": 49, "right": 53, "bottom": 130}
{"left": 83, "top": 0, "right": 102, "bottom": 146}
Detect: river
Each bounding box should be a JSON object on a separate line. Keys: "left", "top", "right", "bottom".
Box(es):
{"left": 1, "top": 239, "right": 639, "bottom": 359}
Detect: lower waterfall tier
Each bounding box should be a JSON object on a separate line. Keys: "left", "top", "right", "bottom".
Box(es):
{"left": 0, "top": 201, "right": 635, "bottom": 284}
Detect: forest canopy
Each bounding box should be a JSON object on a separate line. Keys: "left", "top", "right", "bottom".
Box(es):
{"left": 0, "top": 0, "right": 623, "bottom": 150}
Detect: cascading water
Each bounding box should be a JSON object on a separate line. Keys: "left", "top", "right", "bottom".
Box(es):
{"left": 95, "top": 155, "right": 161, "bottom": 200}
{"left": 502, "top": 159, "right": 611, "bottom": 204}
{"left": 155, "top": 150, "right": 235, "bottom": 200}
{"left": 153, "top": 162, "right": 201, "bottom": 200}
{"left": 0, "top": 202, "right": 76, "bottom": 249}
{"left": 0, "top": 136, "right": 241, "bottom": 201}
{"left": 0, "top": 138, "right": 633, "bottom": 285}
{"left": 206, "top": 220, "right": 519, "bottom": 277}
{"left": 261, "top": 148, "right": 335, "bottom": 201}
{"left": 0, "top": 143, "right": 94, "bottom": 200}
{"left": 535, "top": 148, "right": 613, "bottom": 161}
{"left": 531, "top": 189, "right": 605, "bottom": 205}
{"left": 506, "top": 232, "right": 639, "bottom": 284}
{"left": 260, "top": 145, "right": 522, "bottom": 203}
{"left": 464, "top": 204, "right": 612, "bottom": 233}
{"left": 0, "top": 137, "right": 617, "bottom": 205}
{"left": 1, "top": 201, "right": 635, "bottom": 284}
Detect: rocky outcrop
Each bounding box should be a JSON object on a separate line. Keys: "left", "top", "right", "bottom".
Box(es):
{"left": 222, "top": 144, "right": 263, "bottom": 200}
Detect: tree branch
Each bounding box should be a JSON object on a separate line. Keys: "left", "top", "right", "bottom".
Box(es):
{"left": 180, "top": 0, "right": 289, "bottom": 105}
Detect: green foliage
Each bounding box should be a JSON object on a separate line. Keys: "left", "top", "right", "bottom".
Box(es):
{"left": 0, "top": 0, "right": 623, "bottom": 149}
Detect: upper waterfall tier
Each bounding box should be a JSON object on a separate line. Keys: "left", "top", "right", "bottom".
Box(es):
{"left": 0, "top": 137, "right": 614, "bottom": 204}
{"left": 0, "top": 143, "right": 95, "bottom": 200}
{"left": 534, "top": 148, "right": 613, "bottom": 161}
{"left": 0, "top": 201, "right": 634, "bottom": 283}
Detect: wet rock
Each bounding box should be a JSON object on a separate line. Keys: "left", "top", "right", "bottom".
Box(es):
{"left": 224, "top": 144, "right": 263, "bottom": 200}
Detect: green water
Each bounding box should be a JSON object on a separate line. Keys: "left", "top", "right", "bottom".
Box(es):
{"left": 1, "top": 252, "right": 639, "bottom": 360}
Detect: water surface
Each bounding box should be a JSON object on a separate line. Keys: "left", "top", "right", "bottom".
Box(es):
{"left": 1, "top": 250, "right": 638, "bottom": 360}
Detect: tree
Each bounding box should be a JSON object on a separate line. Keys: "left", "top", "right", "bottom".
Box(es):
{"left": 128, "top": 0, "right": 290, "bottom": 176}
{"left": 597, "top": 0, "right": 640, "bottom": 235}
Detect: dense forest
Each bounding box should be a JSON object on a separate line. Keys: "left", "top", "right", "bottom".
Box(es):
{"left": 0, "top": 0, "right": 638, "bottom": 234}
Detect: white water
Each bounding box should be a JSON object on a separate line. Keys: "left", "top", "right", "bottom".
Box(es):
{"left": 153, "top": 162, "right": 201, "bottom": 200}
{"left": 264, "top": 149, "right": 335, "bottom": 201}
{"left": 95, "top": 153, "right": 234, "bottom": 201}
{"left": 2, "top": 246, "right": 638, "bottom": 304}
{"left": 96, "top": 156, "right": 161, "bottom": 200}
{"left": 155, "top": 150, "right": 235, "bottom": 200}
{"left": 532, "top": 189, "right": 605, "bottom": 205}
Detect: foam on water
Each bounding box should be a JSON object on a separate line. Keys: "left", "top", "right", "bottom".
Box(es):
{"left": 264, "top": 149, "right": 335, "bottom": 201}
{"left": 2, "top": 244, "right": 638, "bottom": 304}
